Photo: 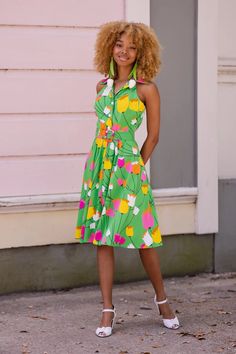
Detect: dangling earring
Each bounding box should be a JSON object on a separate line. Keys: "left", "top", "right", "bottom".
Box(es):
{"left": 128, "top": 60, "right": 138, "bottom": 88}
{"left": 109, "top": 57, "right": 116, "bottom": 78}
{"left": 128, "top": 60, "right": 137, "bottom": 80}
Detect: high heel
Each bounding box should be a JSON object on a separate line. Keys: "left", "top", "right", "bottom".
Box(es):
{"left": 95, "top": 304, "right": 116, "bottom": 337}
{"left": 154, "top": 294, "right": 180, "bottom": 330}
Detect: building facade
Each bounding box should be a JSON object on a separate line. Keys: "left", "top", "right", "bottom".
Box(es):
{"left": 0, "top": 0, "right": 235, "bottom": 293}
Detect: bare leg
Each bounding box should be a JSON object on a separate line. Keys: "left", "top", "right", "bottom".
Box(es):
{"left": 96, "top": 245, "right": 115, "bottom": 326}
{"left": 139, "top": 248, "right": 175, "bottom": 319}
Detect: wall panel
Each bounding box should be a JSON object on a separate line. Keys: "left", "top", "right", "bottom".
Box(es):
{"left": 0, "top": 0, "right": 124, "bottom": 26}
{"left": 0, "top": 155, "right": 86, "bottom": 197}
{"left": 0, "top": 114, "right": 96, "bottom": 156}
{"left": 0, "top": 27, "right": 97, "bottom": 69}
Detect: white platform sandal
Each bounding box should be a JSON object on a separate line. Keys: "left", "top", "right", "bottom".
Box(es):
{"left": 154, "top": 294, "right": 180, "bottom": 330}
{"left": 95, "top": 305, "right": 116, "bottom": 337}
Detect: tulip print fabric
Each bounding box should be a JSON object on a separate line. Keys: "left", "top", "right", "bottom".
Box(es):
{"left": 74, "top": 78, "right": 163, "bottom": 249}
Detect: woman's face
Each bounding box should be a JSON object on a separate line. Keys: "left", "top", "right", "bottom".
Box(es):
{"left": 112, "top": 32, "right": 137, "bottom": 68}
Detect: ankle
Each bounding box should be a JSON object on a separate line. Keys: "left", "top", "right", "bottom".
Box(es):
{"left": 155, "top": 293, "right": 167, "bottom": 302}
{"left": 103, "top": 303, "right": 114, "bottom": 309}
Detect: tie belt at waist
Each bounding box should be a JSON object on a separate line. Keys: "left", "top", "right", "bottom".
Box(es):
{"left": 95, "top": 134, "right": 135, "bottom": 142}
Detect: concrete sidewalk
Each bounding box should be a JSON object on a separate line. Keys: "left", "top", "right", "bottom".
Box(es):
{"left": 0, "top": 273, "right": 235, "bottom": 354}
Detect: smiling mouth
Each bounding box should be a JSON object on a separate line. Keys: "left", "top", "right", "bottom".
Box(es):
{"left": 118, "top": 56, "right": 129, "bottom": 61}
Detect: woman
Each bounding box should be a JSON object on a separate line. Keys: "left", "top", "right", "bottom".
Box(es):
{"left": 74, "top": 21, "right": 180, "bottom": 337}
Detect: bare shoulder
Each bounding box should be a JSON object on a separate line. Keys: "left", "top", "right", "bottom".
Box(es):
{"left": 96, "top": 80, "right": 106, "bottom": 94}
{"left": 136, "top": 81, "right": 160, "bottom": 104}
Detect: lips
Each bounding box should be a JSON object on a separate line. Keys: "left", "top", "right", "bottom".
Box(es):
{"left": 118, "top": 56, "right": 129, "bottom": 61}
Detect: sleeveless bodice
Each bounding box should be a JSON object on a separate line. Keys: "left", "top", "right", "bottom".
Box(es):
{"left": 94, "top": 79, "right": 146, "bottom": 147}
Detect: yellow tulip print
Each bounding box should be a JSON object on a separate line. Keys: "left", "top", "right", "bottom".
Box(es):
{"left": 106, "top": 118, "right": 112, "bottom": 127}
{"left": 119, "top": 199, "right": 129, "bottom": 214}
{"left": 129, "top": 99, "right": 139, "bottom": 111}
{"left": 103, "top": 139, "right": 108, "bottom": 147}
{"left": 117, "top": 94, "right": 129, "bottom": 113}
{"left": 152, "top": 226, "right": 161, "bottom": 243}
{"left": 126, "top": 226, "right": 134, "bottom": 236}
{"left": 141, "top": 184, "right": 148, "bottom": 194}
{"left": 104, "top": 158, "right": 112, "bottom": 169}
{"left": 75, "top": 226, "right": 82, "bottom": 239}
{"left": 88, "top": 179, "right": 93, "bottom": 189}
{"left": 139, "top": 100, "right": 145, "bottom": 112}
{"left": 129, "top": 98, "right": 145, "bottom": 112}
{"left": 95, "top": 137, "right": 103, "bottom": 147}
{"left": 139, "top": 156, "right": 144, "bottom": 166}
{"left": 87, "top": 206, "right": 96, "bottom": 219}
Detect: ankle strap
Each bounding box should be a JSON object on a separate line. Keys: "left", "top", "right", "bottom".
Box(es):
{"left": 155, "top": 297, "right": 168, "bottom": 305}
{"left": 102, "top": 308, "right": 115, "bottom": 313}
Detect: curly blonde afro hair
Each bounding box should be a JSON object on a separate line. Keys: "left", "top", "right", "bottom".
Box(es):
{"left": 94, "top": 21, "right": 162, "bottom": 81}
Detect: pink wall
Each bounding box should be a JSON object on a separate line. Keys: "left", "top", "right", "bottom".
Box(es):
{"left": 0, "top": 1, "right": 125, "bottom": 197}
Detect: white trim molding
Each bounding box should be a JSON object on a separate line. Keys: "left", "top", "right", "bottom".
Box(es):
{"left": 0, "top": 187, "right": 197, "bottom": 213}
{"left": 0, "top": 187, "right": 197, "bottom": 249}
{"left": 196, "top": 0, "right": 219, "bottom": 234}
{"left": 218, "top": 64, "right": 236, "bottom": 84}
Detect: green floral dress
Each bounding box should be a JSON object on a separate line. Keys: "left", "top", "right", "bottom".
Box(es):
{"left": 74, "top": 78, "right": 163, "bottom": 249}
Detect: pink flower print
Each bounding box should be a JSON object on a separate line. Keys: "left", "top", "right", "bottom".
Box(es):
{"left": 95, "top": 230, "right": 103, "bottom": 241}
{"left": 88, "top": 232, "right": 95, "bottom": 242}
{"left": 140, "top": 243, "right": 148, "bottom": 249}
{"left": 117, "top": 157, "right": 125, "bottom": 168}
{"left": 98, "top": 189, "right": 103, "bottom": 197}
{"left": 79, "top": 199, "right": 85, "bottom": 209}
{"left": 106, "top": 208, "right": 115, "bottom": 217}
{"left": 114, "top": 233, "right": 126, "bottom": 245}
{"left": 112, "top": 199, "right": 121, "bottom": 210}
{"left": 125, "top": 161, "right": 132, "bottom": 173}
{"left": 81, "top": 225, "right": 85, "bottom": 239}
{"left": 142, "top": 206, "right": 154, "bottom": 229}
{"left": 117, "top": 178, "right": 124, "bottom": 186}
{"left": 112, "top": 124, "right": 120, "bottom": 131}
{"left": 119, "top": 237, "right": 126, "bottom": 244}
{"left": 114, "top": 234, "right": 120, "bottom": 243}
{"left": 90, "top": 161, "right": 95, "bottom": 170}
{"left": 141, "top": 171, "right": 147, "bottom": 181}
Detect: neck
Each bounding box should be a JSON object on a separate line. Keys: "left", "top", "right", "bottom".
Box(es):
{"left": 115, "top": 65, "right": 132, "bottom": 82}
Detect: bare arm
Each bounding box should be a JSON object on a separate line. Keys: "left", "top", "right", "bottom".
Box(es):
{"left": 138, "top": 82, "right": 161, "bottom": 165}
